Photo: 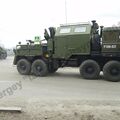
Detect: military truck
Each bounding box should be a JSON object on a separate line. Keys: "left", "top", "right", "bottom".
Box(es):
{"left": 13, "top": 20, "right": 120, "bottom": 82}
{"left": 0, "top": 46, "right": 7, "bottom": 59}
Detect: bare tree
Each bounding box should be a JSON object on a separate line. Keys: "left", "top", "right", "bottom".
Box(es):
{"left": 117, "top": 21, "right": 120, "bottom": 27}
{"left": 112, "top": 24, "right": 117, "bottom": 27}
{"left": 112, "top": 22, "right": 120, "bottom": 27}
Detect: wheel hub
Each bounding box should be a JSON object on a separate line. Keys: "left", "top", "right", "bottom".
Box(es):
{"left": 110, "top": 68, "right": 120, "bottom": 76}
{"left": 36, "top": 65, "right": 42, "bottom": 72}
{"left": 86, "top": 66, "right": 94, "bottom": 74}
{"left": 20, "top": 63, "right": 26, "bottom": 70}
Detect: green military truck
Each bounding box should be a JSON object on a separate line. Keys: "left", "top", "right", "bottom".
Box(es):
{"left": 0, "top": 46, "right": 7, "bottom": 59}
{"left": 13, "top": 20, "right": 120, "bottom": 82}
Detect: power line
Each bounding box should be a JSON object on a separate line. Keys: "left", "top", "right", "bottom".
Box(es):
{"left": 65, "top": 0, "right": 67, "bottom": 23}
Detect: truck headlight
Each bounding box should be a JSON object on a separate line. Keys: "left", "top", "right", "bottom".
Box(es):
{"left": 17, "top": 46, "right": 21, "bottom": 49}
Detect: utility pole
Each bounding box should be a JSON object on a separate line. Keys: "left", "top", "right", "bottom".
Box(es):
{"left": 65, "top": 0, "right": 68, "bottom": 24}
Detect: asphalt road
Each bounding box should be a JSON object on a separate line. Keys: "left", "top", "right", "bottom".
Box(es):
{"left": 0, "top": 56, "right": 120, "bottom": 101}
{"left": 1, "top": 56, "right": 120, "bottom": 120}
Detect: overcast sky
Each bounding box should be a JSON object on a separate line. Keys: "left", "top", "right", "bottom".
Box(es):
{"left": 0, "top": 0, "right": 120, "bottom": 48}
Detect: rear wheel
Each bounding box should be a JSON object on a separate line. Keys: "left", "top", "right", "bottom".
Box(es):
{"left": 103, "top": 61, "right": 120, "bottom": 82}
{"left": 80, "top": 60, "right": 100, "bottom": 79}
{"left": 32, "top": 59, "right": 48, "bottom": 76}
{"left": 17, "top": 59, "right": 31, "bottom": 75}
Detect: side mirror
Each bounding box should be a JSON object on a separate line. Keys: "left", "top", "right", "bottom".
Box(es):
{"left": 100, "top": 26, "right": 104, "bottom": 38}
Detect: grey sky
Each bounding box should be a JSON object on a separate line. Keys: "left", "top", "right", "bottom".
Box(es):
{"left": 0, "top": 0, "right": 120, "bottom": 48}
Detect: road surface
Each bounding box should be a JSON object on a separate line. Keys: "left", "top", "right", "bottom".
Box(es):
{"left": 0, "top": 56, "right": 120, "bottom": 120}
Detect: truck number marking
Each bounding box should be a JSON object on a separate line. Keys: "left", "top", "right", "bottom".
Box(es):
{"left": 103, "top": 45, "right": 116, "bottom": 49}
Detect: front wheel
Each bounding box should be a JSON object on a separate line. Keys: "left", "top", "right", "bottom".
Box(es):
{"left": 80, "top": 60, "right": 100, "bottom": 79}
{"left": 103, "top": 61, "right": 120, "bottom": 82}
{"left": 32, "top": 59, "right": 48, "bottom": 76}
{"left": 17, "top": 59, "right": 31, "bottom": 75}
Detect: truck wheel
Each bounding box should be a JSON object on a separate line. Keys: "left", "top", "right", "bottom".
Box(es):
{"left": 103, "top": 61, "right": 120, "bottom": 82}
{"left": 80, "top": 60, "right": 100, "bottom": 79}
{"left": 17, "top": 59, "right": 31, "bottom": 75}
{"left": 32, "top": 59, "right": 48, "bottom": 76}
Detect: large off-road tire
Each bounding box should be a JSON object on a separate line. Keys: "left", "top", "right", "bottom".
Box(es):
{"left": 17, "top": 59, "right": 31, "bottom": 75}
{"left": 103, "top": 61, "right": 120, "bottom": 82}
{"left": 32, "top": 59, "right": 48, "bottom": 76}
{"left": 80, "top": 60, "right": 100, "bottom": 79}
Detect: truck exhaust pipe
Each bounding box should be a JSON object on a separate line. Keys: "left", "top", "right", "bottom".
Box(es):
{"left": 100, "top": 26, "right": 104, "bottom": 38}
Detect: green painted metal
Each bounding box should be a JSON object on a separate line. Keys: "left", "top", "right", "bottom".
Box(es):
{"left": 14, "top": 21, "right": 120, "bottom": 64}
{"left": 15, "top": 44, "right": 42, "bottom": 56}
{"left": 102, "top": 27, "right": 120, "bottom": 53}
{"left": 53, "top": 23, "right": 91, "bottom": 58}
